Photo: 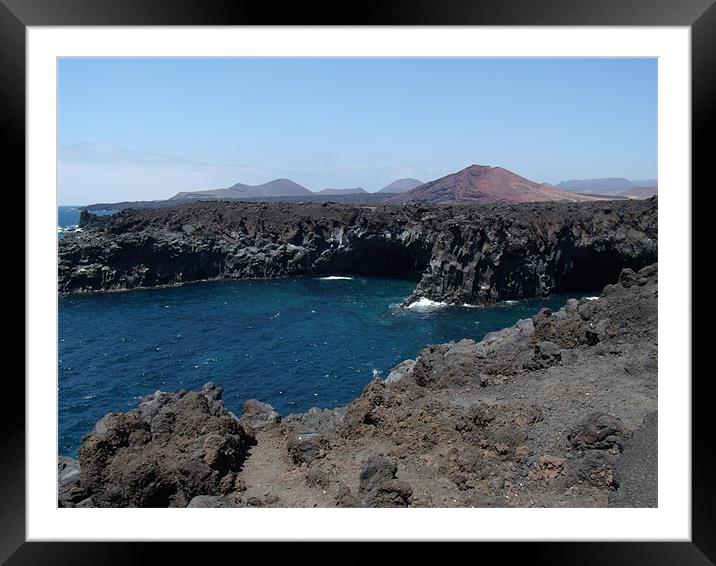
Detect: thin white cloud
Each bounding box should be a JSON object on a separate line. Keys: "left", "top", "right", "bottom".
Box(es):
{"left": 59, "top": 143, "right": 307, "bottom": 205}
{"left": 58, "top": 142, "right": 431, "bottom": 204}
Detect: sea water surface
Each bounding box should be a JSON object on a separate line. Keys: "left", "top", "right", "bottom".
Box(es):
{"left": 58, "top": 277, "right": 584, "bottom": 456}
{"left": 57, "top": 206, "right": 587, "bottom": 456}
{"left": 58, "top": 205, "right": 116, "bottom": 237}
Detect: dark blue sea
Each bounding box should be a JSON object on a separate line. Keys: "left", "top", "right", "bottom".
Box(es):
{"left": 58, "top": 205, "right": 116, "bottom": 237}
{"left": 58, "top": 206, "right": 81, "bottom": 236}
{"left": 57, "top": 207, "right": 584, "bottom": 457}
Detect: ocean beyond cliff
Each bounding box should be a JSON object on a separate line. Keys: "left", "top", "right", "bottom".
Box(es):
{"left": 59, "top": 275, "right": 585, "bottom": 456}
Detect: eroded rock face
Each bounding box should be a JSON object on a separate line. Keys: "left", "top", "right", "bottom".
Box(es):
{"left": 61, "top": 202, "right": 434, "bottom": 293}
{"left": 59, "top": 199, "right": 657, "bottom": 306}
{"left": 240, "top": 399, "right": 281, "bottom": 431}
{"left": 77, "top": 383, "right": 254, "bottom": 507}
{"left": 406, "top": 200, "right": 657, "bottom": 305}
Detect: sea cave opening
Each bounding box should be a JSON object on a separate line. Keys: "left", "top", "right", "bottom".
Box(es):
{"left": 557, "top": 248, "right": 655, "bottom": 294}
{"left": 319, "top": 238, "right": 430, "bottom": 281}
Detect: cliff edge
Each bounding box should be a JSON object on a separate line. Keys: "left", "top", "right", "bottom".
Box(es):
{"left": 61, "top": 198, "right": 657, "bottom": 306}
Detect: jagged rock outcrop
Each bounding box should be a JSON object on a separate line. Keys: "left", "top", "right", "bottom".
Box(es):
{"left": 72, "top": 383, "right": 254, "bottom": 508}
{"left": 408, "top": 199, "right": 657, "bottom": 304}
{"left": 60, "top": 199, "right": 657, "bottom": 306}
{"left": 239, "top": 399, "right": 281, "bottom": 431}
{"left": 60, "top": 264, "right": 657, "bottom": 508}
{"left": 358, "top": 456, "right": 412, "bottom": 507}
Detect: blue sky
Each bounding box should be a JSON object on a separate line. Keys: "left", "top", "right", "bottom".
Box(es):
{"left": 58, "top": 58, "right": 657, "bottom": 205}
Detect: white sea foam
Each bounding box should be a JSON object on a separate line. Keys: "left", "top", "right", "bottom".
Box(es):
{"left": 319, "top": 276, "right": 353, "bottom": 280}
{"left": 584, "top": 296, "right": 600, "bottom": 301}
{"left": 406, "top": 297, "right": 448, "bottom": 311}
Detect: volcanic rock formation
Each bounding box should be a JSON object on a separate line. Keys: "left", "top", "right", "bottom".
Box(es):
{"left": 60, "top": 383, "right": 254, "bottom": 508}
{"left": 60, "top": 198, "right": 657, "bottom": 306}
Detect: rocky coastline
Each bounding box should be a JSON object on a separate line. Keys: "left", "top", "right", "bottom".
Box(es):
{"left": 59, "top": 263, "right": 658, "bottom": 508}
{"left": 59, "top": 198, "right": 657, "bottom": 305}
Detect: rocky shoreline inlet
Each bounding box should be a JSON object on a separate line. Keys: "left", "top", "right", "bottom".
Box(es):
{"left": 58, "top": 198, "right": 658, "bottom": 508}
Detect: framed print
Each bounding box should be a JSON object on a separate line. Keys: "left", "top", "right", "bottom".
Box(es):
{"left": 4, "top": 0, "right": 711, "bottom": 562}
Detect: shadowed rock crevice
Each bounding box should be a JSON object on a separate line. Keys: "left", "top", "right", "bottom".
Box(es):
{"left": 556, "top": 247, "right": 648, "bottom": 294}
{"left": 315, "top": 236, "right": 430, "bottom": 279}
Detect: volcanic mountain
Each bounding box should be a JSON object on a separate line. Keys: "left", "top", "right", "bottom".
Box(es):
{"left": 314, "top": 187, "right": 368, "bottom": 195}
{"left": 378, "top": 178, "right": 424, "bottom": 193}
{"left": 391, "top": 165, "right": 600, "bottom": 204}
{"left": 171, "top": 178, "right": 312, "bottom": 200}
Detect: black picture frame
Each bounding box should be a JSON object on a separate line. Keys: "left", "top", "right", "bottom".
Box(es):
{"left": 4, "top": 0, "right": 710, "bottom": 562}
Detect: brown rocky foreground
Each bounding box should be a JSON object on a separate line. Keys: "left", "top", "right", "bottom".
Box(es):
{"left": 59, "top": 264, "right": 657, "bottom": 508}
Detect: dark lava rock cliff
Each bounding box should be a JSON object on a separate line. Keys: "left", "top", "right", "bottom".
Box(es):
{"left": 60, "top": 264, "right": 657, "bottom": 508}
{"left": 60, "top": 198, "right": 657, "bottom": 305}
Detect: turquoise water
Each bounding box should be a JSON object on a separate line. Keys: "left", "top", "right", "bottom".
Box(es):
{"left": 58, "top": 275, "right": 582, "bottom": 456}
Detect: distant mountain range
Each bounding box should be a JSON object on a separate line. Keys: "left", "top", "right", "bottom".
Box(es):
{"left": 171, "top": 179, "right": 422, "bottom": 200}
{"left": 315, "top": 187, "right": 368, "bottom": 195}
{"left": 377, "top": 178, "right": 424, "bottom": 193}
{"left": 171, "top": 178, "right": 312, "bottom": 200}
{"left": 556, "top": 177, "right": 658, "bottom": 198}
{"left": 97, "top": 167, "right": 656, "bottom": 211}
{"left": 391, "top": 165, "right": 599, "bottom": 205}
